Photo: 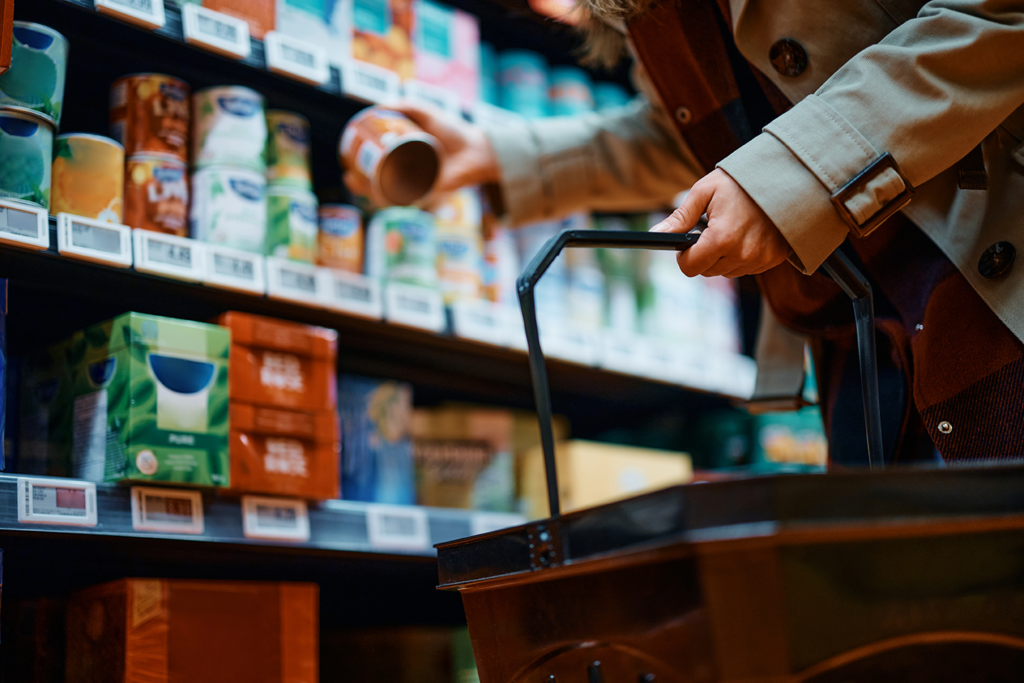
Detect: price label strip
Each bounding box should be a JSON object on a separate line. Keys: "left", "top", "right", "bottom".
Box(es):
{"left": 203, "top": 244, "right": 266, "bottom": 294}
{"left": 451, "top": 299, "right": 508, "bottom": 346}
{"left": 264, "top": 31, "right": 329, "bottom": 86}
{"left": 340, "top": 59, "right": 401, "bottom": 103}
{"left": 266, "top": 257, "right": 325, "bottom": 306}
{"left": 95, "top": 0, "right": 166, "bottom": 30}
{"left": 132, "top": 229, "right": 205, "bottom": 282}
{"left": 365, "top": 504, "right": 430, "bottom": 551}
{"left": 181, "top": 3, "right": 252, "bottom": 60}
{"left": 56, "top": 214, "right": 133, "bottom": 268}
{"left": 130, "top": 486, "right": 204, "bottom": 534}
{"left": 546, "top": 326, "right": 601, "bottom": 366}
{"left": 17, "top": 477, "right": 98, "bottom": 527}
{"left": 384, "top": 282, "right": 446, "bottom": 333}
{"left": 0, "top": 199, "right": 49, "bottom": 250}
{"left": 241, "top": 496, "right": 311, "bottom": 542}
{"left": 599, "top": 331, "right": 648, "bottom": 376}
{"left": 321, "top": 269, "right": 382, "bottom": 319}
{"left": 470, "top": 512, "right": 526, "bottom": 537}
{"left": 402, "top": 80, "right": 461, "bottom": 116}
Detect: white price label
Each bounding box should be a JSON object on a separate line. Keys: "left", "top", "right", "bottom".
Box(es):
{"left": 546, "top": 326, "right": 601, "bottom": 366}
{"left": 56, "top": 214, "right": 133, "bottom": 267}
{"left": 366, "top": 505, "right": 429, "bottom": 551}
{"left": 264, "top": 31, "right": 329, "bottom": 85}
{"left": 203, "top": 244, "right": 266, "bottom": 293}
{"left": 130, "top": 486, "right": 204, "bottom": 534}
{"left": 641, "top": 337, "right": 682, "bottom": 383}
{"left": 599, "top": 331, "right": 648, "bottom": 376}
{"left": 0, "top": 200, "right": 49, "bottom": 250}
{"left": 132, "top": 229, "right": 204, "bottom": 281}
{"left": 182, "top": 3, "right": 251, "bottom": 60}
{"left": 95, "top": 0, "right": 166, "bottom": 29}
{"left": 384, "top": 282, "right": 446, "bottom": 333}
{"left": 241, "top": 496, "right": 311, "bottom": 542}
{"left": 17, "top": 477, "right": 98, "bottom": 527}
{"left": 471, "top": 512, "right": 526, "bottom": 537}
{"left": 340, "top": 60, "right": 401, "bottom": 103}
{"left": 321, "top": 269, "right": 382, "bottom": 319}
{"left": 402, "top": 81, "right": 461, "bottom": 116}
{"left": 472, "top": 102, "right": 527, "bottom": 128}
{"left": 451, "top": 299, "right": 508, "bottom": 346}
{"left": 266, "top": 257, "right": 325, "bottom": 306}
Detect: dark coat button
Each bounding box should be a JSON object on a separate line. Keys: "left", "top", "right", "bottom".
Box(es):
{"left": 979, "top": 241, "right": 1015, "bottom": 278}
{"left": 769, "top": 39, "right": 808, "bottom": 77}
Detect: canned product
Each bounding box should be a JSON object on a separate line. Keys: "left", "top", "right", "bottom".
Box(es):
{"left": 266, "top": 110, "right": 312, "bottom": 188}
{"left": 497, "top": 50, "right": 548, "bottom": 118}
{"left": 192, "top": 86, "right": 267, "bottom": 171}
{"left": 0, "top": 23, "right": 68, "bottom": 127}
{"left": 548, "top": 66, "right": 594, "bottom": 116}
{"left": 318, "top": 204, "right": 364, "bottom": 273}
{"left": 593, "top": 81, "right": 631, "bottom": 112}
{"left": 124, "top": 155, "right": 189, "bottom": 236}
{"left": 432, "top": 188, "right": 483, "bottom": 303}
{"left": 110, "top": 73, "right": 190, "bottom": 161}
{"left": 338, "top": 108, "right": 440, "bottom": 208}
{"left": 266, "top": 185, "right": 319, "bottom": 263}
{"left": 365, "top": 207, "right": 437, "bottom": 287}
{"left": 0, "top": 108, "right": 53, "bottom": 208}
{"left": 50, "top": 134, "right": 125, "bottom": 222}
{"left": 190, "top": 166, "right": 267, "bottom": 253}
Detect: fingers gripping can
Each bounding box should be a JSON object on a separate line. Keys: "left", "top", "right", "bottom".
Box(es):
{"left": 110, "top": 73, "right": 191, "bottom": 161}
{"left": 318, "top": 204, "right": 364, "bottom": 273}
{"left": 266, "top": 110, "right": 312, "bottom": 188}
{"left": 338, "top": 108, "right": 440, "bottom": 208}
{"left": 51, "top": 134, "right": 125, "bottom": 222}
{"left": 190, "top": 167, "right": 267, "bottom": 253}
{"left": 266, "top": 185, "right": 319, "bottom": 263}
{"left": 0, "top": 23, "right": 69, "bottom": 127}
{"left": 193, "top": 86, "right": 267, "bottom": 171}
{"left": 0, "top": 108, "right": 53, "bottom": 208}
{"left": 124, "top": 155, "right": 189, "bottom": 236}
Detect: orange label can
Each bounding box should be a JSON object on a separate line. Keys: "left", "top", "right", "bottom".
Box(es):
{"left": 110, "top": 73, "right": 190, "bottom": 161}
{"left": 317, "top": 204, "right": 364, "bottom": 273}
{"left": 124, "top": 155, "right": 189, "bottom": 236}
{"left": 51, "top": 134, "right": 125, "bottom": 222}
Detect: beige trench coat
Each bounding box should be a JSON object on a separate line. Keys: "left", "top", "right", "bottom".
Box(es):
{"left": 484, "top": 0, "right": 1024, "bottom": 343}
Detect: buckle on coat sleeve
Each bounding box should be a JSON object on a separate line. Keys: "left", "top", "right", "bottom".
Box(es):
{"left": 830, "top": 153, "right": 914, "bottom": 238}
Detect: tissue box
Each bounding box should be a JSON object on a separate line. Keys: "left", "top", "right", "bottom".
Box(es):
{"left": 344, "top": 0, "right": 415, "bottom": 79}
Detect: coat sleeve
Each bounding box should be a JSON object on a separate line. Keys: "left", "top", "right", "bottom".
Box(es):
{"left": 718, "top": 0, "right": 1024, "bottom": 273}
{"left": 482, "top": 99, "right": 704, "bottom": 225}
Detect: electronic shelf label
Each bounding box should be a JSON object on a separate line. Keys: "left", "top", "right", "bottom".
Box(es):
{"left": 321, "top": 269, "right": 383, "bottom": 319}
{"left": 384, "top": 282, "right": 446, "bottom": 333}
{"left": 0, "top": 200, "right": 49, "bottom": 250}
{"left": 599, "top": 330, "right": 648, "bottom": 376}
{"left": 241, "top": 496, "right": 311, "bottom": 542}
{"left": 545, "top": 326, "right": 601, "bottom": 367}
{"left": 264, "top": 31, "right": 330, "bottom": 86}
{"left": 451, "top": 299, "right": 508, "bottom": 346}
{"left": 95, "top": 0, "right": 166, "bottom": 30}
{"left": 182, "top": 3, "right": 252, "bottom": 60}
{"left": 130, "top": 486, "right": 205, "bottom": 535}
{"left": 266, "top": 257, "right": 325, "bottom": 306}
{"left": 17, "top": 477, "right": 98, "bottom": 527}
{"left": 366, "top": 504, "right": 430, "bottom": 551}
{"left": 402, "top": 81, "right": 461, "bottom": 116}
{"left": 56, "top": 214, "right": 133, "bottom": 268}
{"left": 470, "top": 512, "right": 526, "bottom": 537}
{"left": 203, "top": 244, "right": 267, "bottom": 294}
{"left": 340, "top": 59, "right": 402, "bottom": 104}
{"left": 132, "top": 229, "right": 205, "bottom": 282}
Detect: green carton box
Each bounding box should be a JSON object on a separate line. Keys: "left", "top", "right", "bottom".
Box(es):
{"left": 68, "top": 313, "right": 230, "bottom": 487}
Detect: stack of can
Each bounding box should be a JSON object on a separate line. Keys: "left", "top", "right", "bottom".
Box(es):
{"left": 264, "top": 109, "right": 319, "bottom": 263}
{"left": 110, "top": 73, "right": 191, "bottom": 234}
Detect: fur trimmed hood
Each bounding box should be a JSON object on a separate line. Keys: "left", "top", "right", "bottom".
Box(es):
{"left": 574, "top": 0, "right": 659, "bottom": 67}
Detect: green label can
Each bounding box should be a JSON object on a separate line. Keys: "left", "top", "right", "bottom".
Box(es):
{"left": 51, "top": 134, "right": 125, "bottom": 222}
{"left": 192, "top": 86, "right": 267, "bottom": 171}
{"left": 266, "top": 185, "right": 319, "bottom": 263}
{"left": 0, "top": 23, "right": 68, "bottom": 127}
{"left": 190, "top": 166, "right": 267, "bottom": 253}
{"left": 266, "top": 110, "right": 312, "bottom": 188}
{"left": 0, "top": 107, "right": 53, "bottom": 208}
{"left": 365, "top": 206, "right": 438, "bottom": 287}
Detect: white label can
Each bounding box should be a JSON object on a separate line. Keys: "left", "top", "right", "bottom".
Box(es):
{"left": 190, "top": 166, "right": 267, "bottom": 253}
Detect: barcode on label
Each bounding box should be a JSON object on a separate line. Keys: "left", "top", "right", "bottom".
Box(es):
{"left": 282, "top": 44, "right": 314, "bottom": 67}
{"left": 282, "top": 269, "right": 316, "bottom": 292}
{"left": 144, "top": 495, "right": 193, "bottom": 522}
{"left": 469, "top": 312, "right": 496, "bottom": 326}
{"left": 0, "top": 206, "right": 39, "bottom": 238}
{"left": 358, "top": 71, "right": 387, "bottom": 90}
{"left": 148, "top": 240, "right": 192, "bottom": 267}
{"left": 131, "top": 487, "right": 204, "bottom": 534}
{"left": 111, "top": 0, "right": 153, "bottom": 10}
{"left": 336, "top": 281, "right": 371, "bottom": 302}
{"left": 18, "top": 478, "right": 98, "bottom": 526}
{"left": 214, "top": 253, "right": 254, "bottom": 279}
{"left": 256, "top": 504, "right": 298, "bottom": 528}
{"left": 366, "top": 505, "right": 429, "bottom": 550}
{"left": 72, "top": 222, "right": 121, "bottom": 254}
{"left": 198, "top": 13, "right": 237, "bottom": 41}
{"left": 398, "top": 295, "right": 429, "bottom": 313}
{"left": 380, "top": 513, "right": 416, "bottom": 536}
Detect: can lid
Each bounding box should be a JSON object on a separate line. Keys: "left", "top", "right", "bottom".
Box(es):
{"left": 55, "top": 133, "right": 125, "bottom": 151}
{"left": 0, "top": 105, "right": 56, "bottom": 128}
{"left": 192, "top": 165, "right": 266, "bottom": 179}
{"left": 11, "top": 21, "right": 68, "bottom": 45}
{"left": 196, "top": 85, "right": 265, "bottom": 102}
{"left": 127, "top": 153, "right": 188, "bottom": 165}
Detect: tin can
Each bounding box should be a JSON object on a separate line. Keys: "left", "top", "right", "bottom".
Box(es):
{"left": 0, "top": 23, "right": 68, "bottom": 127}
{"left": 266, "top": 185, "right": 319, "bottom": 263}
{"left": 190, "top": 166, "right": 267, "bottom": 253}
{"left": 50, "top": 134, "right": 124, "bottom": 222}
{"left": 192, "top": 86, "right": 267, "bottom": 171}
{"left": 365, "top": 206, "right": 437, "bottom": 286}
{"left": 432, "top": 188, "right": 483, "bottom": 303}
{"left": 124, "top": 155, "right": 189, "bottom": 236}
{"left": 266, "top": 110, "right": 312, "bottom": 188}
{"left": 110, "top": 73, "right": 190, "bottom": 161}
{"left": 318, "top": 204, "right": 364, "bottom": 273}
{"left": 548, "top": 66, "right": 594, "bottom": 116}
{"left": 0, "top": 108, "right": 53, "bottom": 208}
{"left": 338, "top": 108, "right": 440, "bottom": 208}
{"left": 497, "top": 50, "right": 548, "bottom": 118}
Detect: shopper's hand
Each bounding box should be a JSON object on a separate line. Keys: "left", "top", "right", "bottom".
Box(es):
{"left": 650, "top": 169, "right": 790, "bottom": 278}
{"left": 343, "top": 101, "right": 501, "bottom": 198}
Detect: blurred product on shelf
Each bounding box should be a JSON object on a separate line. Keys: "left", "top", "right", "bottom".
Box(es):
{"left": 192, "top": 85, "right": 267, "bottom": 171}
{"left": 190, "top": 165, "right": 267, "bottom": 252}
{"left": 17, "top": 340, "right": 73, "bottom": 477}
{"left": 275, "top": 0, "right": 348, "bottom": 65}
{"left": 338, "top": 374, "right": 415, "bottom": 505}
{"left": 124, "top": 155, "right": 190, "bottom": 236}
{"left": 109, "top": 73, "right": 190, "bottom": 162}
{"left": 563, "top": 213, "right": 605, "bottom": 331}
{"left": 66, "top": 579, "right": 318, "bottom": 683}
{"left": 548, "top": 65, "right": 594, "bottom": 116}
{"left": 481, "top": 219, "right": 519, "bottom": 305}
{"left": 595, "top": 214, "right": 643, "bottom": 332}
{"left": 412, "top": 0, "right": 481, "bottom": 111}
{"left": 7, "top": 597, "right": 64, "bottom": 683}
{"left": 497, "top": 50, "right": 548, "bottom": 118}
{"left": 0, "top": 107, "right": 53, "bottom": 208}
{"left": 317, "top": 203, "right": 364, "bottom": 273}
{"left": 689, "top": 407, "right": 827, "bottom": 472}
{"left": 321, "top": 627, "right": 455, "bottom": 683}
{"left": 266, "top": 184, "right": 319, "bottom": 262}
{"left": 365, "top": 206, "right": 438, "bottom": 287}
{"left": 431, "top": 187, "right": 484, "bottom": 304}
{"left": 452, "top": 628, "right": 479, "bottom": 683}
{"left": 68, "top": 313, "right": 230, "bottom": 487}
{"left": 265, "top": 110, "right": 313, "bottom": 188}
{"left": 478, "top": 42, "right": 499, "bottom": 106}
{"left": 339, "top": 108, "right": 441, "bottom": 208}
{"left": 593, "top": 81, "right": 631, "bottom": 111}
{"left": 520, "top": 440, "right": 693, "bottom": 519}
{"left": 200, "top": 0, "right": 277, "bottom": 39}
{"left": 0, "top": 280, "right": 5, "bottom": 470}
{"left": 346, "top": 0, "right": 415, "bottom": 80}
{"left": 50, "top": 134, "right": 125, "bottom": 222}
{"left": 0, "top": 23, "right": 68, "bottom": 127}
{"left": 753, "top": 407, "right": 828, "bottom": 467}
{"left": 514, "top": 219, "right": 568, "bottom": 322}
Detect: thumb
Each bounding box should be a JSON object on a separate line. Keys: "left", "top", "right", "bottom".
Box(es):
{"left": 650, "top": 181, "right": 713, "bottom": 233}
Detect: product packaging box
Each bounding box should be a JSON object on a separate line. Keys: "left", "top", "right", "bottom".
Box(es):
{"left": 276, "top": 0, "right": 350, "bottom": 66}
{"left": 17, "top": 341, "right": 74, "bottom": 477}
{"left": 342, "top": 0, "right": 415, "bottom": 79}
{"left": 412, "top": 0, "right": 480, "bottom": 110}
{"left": 230, "top": 402, "right": 341, "bottom": 499}
{"left": 68, "top": 313, "right": 230, "bottom": 487}
{"left": 338, "top": 374, "right": 415, "bottom": 504}
{"left": 520, "top": 440, "right": 692, "bottom": 519}
{"left": 200, "top": 0, "right": 276, "bottom": 39}
{"left": 66, "top": 579, "right": 318, "bottom": 683}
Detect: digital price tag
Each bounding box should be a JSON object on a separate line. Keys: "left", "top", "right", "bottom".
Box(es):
{"left": 130, "top": 486, "right": 204, "bottom": 534}
{"left": 266, "top": 257, "right": 325, "bottom": 306}
{"left": 340, "top": 59, "right": 401, "bottom": 103}
{"left": 203, "top": 244, "right": 266, "bottom": 294}
{"left": 132, "top": 229, "right": 204, "bottom": 282}
{"left": 17, "top": 477, "right": 98, "bottom": 527}
{"left": 451, "top": 299, "right": 508, "bottom": 346}
{"left": 95, "top": 0, "right": 166, "bottom": 30}
{"left": 545, "top": 326, "right": 601, "bottom": 366}
{"left": 264, "top": 31, "right": 329, "bottom": 86}
{"left": 641, "top": 337, "right": 684, "bottom": 384}
{"left": 599, "top": 330, "right": 648, "bottom": 376}
{"left": 384, "top": 282, "right": 446, "bottom": 332}
{"left": 365, "top": 504, "right": 429, "bottom": 551}
{"left": 472, "top": 102, "right": 527, "bottom": 128}
{"left": 704, "top": 352, "right": 757, "bottom": 399}
{"left": 56, "top": 214, "right": 133, "bottom": 267}
{"left": 241, "top": 496, "right": 310, "bottom": 542}
{"left": 471, "top": 512, "right": 526, "bottom": 537}
{"left": 402, "top": 80, "right": 461, "bottom": 116}
{"left": 321, "top": 269, "right": 382, "bottom": 319}
{"left": 181, "top": 3, "right": 252, "bottom": 60}
{"left": 0, "top": 199, "right": 49, "bottom": 250}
